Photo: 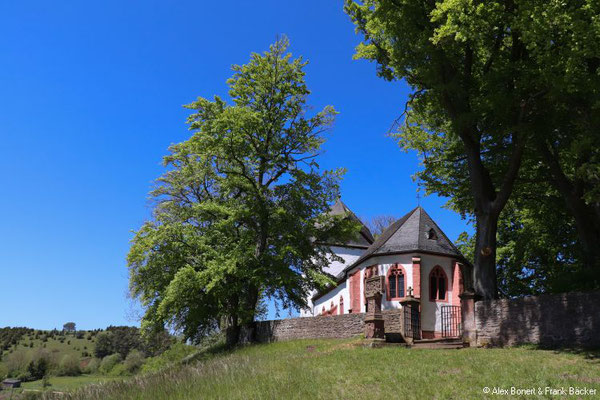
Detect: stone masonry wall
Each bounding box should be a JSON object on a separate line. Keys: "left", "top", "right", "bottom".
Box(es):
{"left": 475, "top": 291, "right": 600, "bottom": 347}
{"left": 253, "top": 309, "right": 404, "bottom": 343}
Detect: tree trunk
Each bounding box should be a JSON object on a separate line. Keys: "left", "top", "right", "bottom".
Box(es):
{"left": 539, "top": 142, "right": 600, "bottom": 269}
{"left": 472, "top": 210, "right": 499, "bottom": 299}
{"left": 563, "top": 193, "right": 600, "bottom": 269}
{"left": 225, "top": 315, "right": 240, "bottom": 348}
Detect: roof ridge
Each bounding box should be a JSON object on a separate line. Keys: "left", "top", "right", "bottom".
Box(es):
{"left": 341, "top": 206, "right": 420, "bottom": 275}
{"left": 418, "top": 207, "right": 462, "bottom": 254}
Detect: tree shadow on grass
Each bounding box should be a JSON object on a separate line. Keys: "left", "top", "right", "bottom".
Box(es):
{"left": 515, "top": 343, "right": 600, "bottom": 363}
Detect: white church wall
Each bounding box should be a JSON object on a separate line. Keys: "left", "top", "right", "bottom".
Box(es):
{"left": 305, "top": 250, "right": 460, "bottom": 335}
{"left": 419, "top": 254, "right": 455, "bottom": 334}
{"left": 323, "top": 246, "right": 365, "bottom": 277}
{"left": 345, "top": 252, "right": 458, "bottom": 334}
{"left": 300, "top": 245, "right": 365, "bottom": 317}
{"left": 312, "top": 281, "right": 348, "bottom": 315}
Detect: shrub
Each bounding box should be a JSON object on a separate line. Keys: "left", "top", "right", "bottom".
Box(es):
{"left": 59, "top": 354, "right": 81, "bottom": 376}
{"left": 124, "top": 349, "right": 145, "bottom": 373}
{"left": 4, "top": 349, "right": 29, "bottom": 377}
{"left": 109, "top": 362, "right": 128, "bottom": 376}
{"left": 27, "top": 356, "right": 49, "bottom": 381}
{"left": 0, "top": 363, "right": 8, "bottom": 380}
{"left": 100, "top": 354, "right": 122, "bottom": 374}
{"left": 83, "top": 358, "right": 101, "bottom": 374}
{"left": 142, "top": 342, "right": 197, "bottom": 373}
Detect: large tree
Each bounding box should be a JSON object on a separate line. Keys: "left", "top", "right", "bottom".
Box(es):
{"left": 345, "top": 0, "right": 600, "bottom": 298}
{"left": 128, "top": 38, "right": 357, "bottom": 346}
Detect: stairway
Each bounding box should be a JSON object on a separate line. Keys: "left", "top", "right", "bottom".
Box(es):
{"left": 411, "top": 338, "right": 465, "bottom": 349}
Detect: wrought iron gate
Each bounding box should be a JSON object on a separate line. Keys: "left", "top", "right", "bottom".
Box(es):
{"left": 403, "top": 305, "right": 421, "bottom": 340}
{"left": 441, "top": 305, "right": 462, "bottom": 338}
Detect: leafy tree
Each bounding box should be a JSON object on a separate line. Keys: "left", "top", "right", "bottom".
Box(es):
{"left": 128, "top": 37, "right": 358, "bottom": 345}
{"left": 345, "top": 0, "right": 600, "bottom": 297}
{"left": 94, "top": 332, "right": 113, "bottom": 359}
{"left": 106, "top": 326, "right": 142, "bottom": 359}
{"left": 62, "top": 322, "right": 76, "bottom": 333}
{"left": 93, "top": 327, "right": 145, "bottom": 359}
{"left": 27, "top": 356, "right": 49, "bottom": 381}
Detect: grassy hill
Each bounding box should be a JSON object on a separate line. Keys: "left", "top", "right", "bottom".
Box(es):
{"left": 36, "top": 338, "right": 600, "bottom": 400}
{"left": 1, "top": 329, "right": 97, "bottom": 361}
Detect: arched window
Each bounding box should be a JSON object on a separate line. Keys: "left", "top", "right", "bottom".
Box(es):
{"left": 339, "top": 296, "right": 344, "bottom": 315}
{"left": 321, "top": 306, "right": 325, "bottom": 315}
{"left": 429, "top": 266, "right": 447, "bottom": 301}
{"left": 386, "top": 265, "right": 405, "bottom": 300}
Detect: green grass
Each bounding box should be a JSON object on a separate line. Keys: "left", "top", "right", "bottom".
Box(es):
{"left": 43, "top": 338, "right": 600, "bottom": 400}
{"left": 1, "top": 332, "right": 95, "bottom": 361}
{"left": 21, "top": 375, "right": 122, "bottom": 391}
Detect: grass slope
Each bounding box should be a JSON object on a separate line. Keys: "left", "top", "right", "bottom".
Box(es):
{"left": 1, "top": 331, "right": 96, "bottom": 361}
{"left": 22, "top": 375, "right": 121, "bottom": 391}
{"left": 50, "top": 338, "right": 600, "bottom": 400}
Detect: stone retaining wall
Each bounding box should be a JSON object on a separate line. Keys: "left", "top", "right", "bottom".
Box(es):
{"left": 475, "top": 291, "right": 600, "bottom": 347}
{"left": 253, "top": 309, "right": 404, "bottom": 343}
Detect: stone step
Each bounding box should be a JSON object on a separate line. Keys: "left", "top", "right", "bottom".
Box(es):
{"left": 411, "top": 342, "right": 464, "bottom": 349}
{"left": 411, "top": 338, "right": 465, "bottom": 349}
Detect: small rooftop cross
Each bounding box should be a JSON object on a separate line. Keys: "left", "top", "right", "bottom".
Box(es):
{"left": 416, "top": 189, "right": 421, "bottom": 206}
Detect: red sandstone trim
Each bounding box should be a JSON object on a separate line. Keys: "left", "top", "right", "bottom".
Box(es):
{"left": 412, "top": 256, "right": 421, "bottom": 298}
{"left": 421, "top": 330, "right": 444, "bottom": 339}
{"left": 451, "top": 261, "right": 463, "bottom": 306}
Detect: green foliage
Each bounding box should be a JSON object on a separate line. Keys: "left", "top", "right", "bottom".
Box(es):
{"left": 59, "top": 354, "right": 81, "bottom": 376}
{"left": 92, "top": 325, "right": 167, "bottom": 364}
{"left": 84, "top": 358, "right": 101, "bottom": 374}
{"left": 141, "top": 342, "right": 197, "bottom": 373}
{"left": 123, "top": 350, "right": 145, "bottom": 373}
{"left": 344, "top": 0, "right": 600, "bottom": 295}
{"left": 0, "top": 363, "right": 8, "bottom": 380}
{"left": 128, "top": 37, "right": 359, "bottom": 344}
{"left": 63, "top": 322, "right": 76, "bottom": 333}
{"left": 94, "top": 332, "right": 112, "bottom": 359}
{"left": 106, "top": 326, "right": 143, "bottom": 359}
{"left": 0, "top": 327, "right": 34, "bottom": 351}
{"left": 99, "top": 354, "right": 122, "bottom": 374}
{"left": 27, "top": 353, "right": 50, "bottom": 381}
{"left": 4, "top": 349, "right": 30, "bottom": 378}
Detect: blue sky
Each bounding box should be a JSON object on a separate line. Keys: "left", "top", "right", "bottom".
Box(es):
{"left": 0, "top": 1, "right": 469, "bottom": 330}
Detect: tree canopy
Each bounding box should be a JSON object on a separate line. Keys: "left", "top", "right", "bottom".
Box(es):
{"left": 345, "top": 0, "right": 600, "bottom": 297}
{"left": 127, "top": 38, "right": 358, "bottom": 345}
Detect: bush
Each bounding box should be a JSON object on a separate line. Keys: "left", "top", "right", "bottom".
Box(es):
{"left": 124, "top": 349, "right": 145, "bottom": 373}
{"left": 0, "top": 363, "right": 8, "bottom": 380}
{"left": 83, "top": 358, "right": 101, "bottom": 374}
{"left": 27, "top": 356, "right": 49, "bottom": 381}
{"left": 142, "top": 342, "right": 197, "bottom": 373}
{"left": 4, "top": 349, "right": 29, "bottom": 377}
{"left": 100, "top": 354, "right": 122, "bottom": 374}
{"left": 108, "top": 362, "right": 128, "bottom": 376}
{"left": 59, "top": 354, "right": 81, "bottom": 376}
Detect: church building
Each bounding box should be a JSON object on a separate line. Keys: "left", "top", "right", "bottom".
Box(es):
{"left": 301, "top": 200, "right": 469, "bottom": 339}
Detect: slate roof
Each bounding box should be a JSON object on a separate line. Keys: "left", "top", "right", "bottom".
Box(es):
{"left": 342, "top": 206, "right": 465, "bottom": 275}
{"left": 323, "top": 199, "right": 374, "bottom": 248}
